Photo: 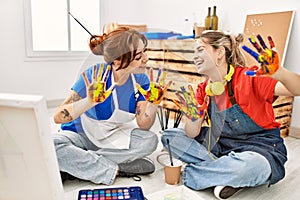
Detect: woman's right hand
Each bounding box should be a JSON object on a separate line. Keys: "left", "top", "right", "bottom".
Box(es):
{"left": 82, "top": 64, "right": 115, "bottom": 103}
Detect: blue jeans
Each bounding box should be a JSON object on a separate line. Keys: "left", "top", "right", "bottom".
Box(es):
{"left": 53, "top": 128, "right": 158, "bottom": 185}
{"left": 161, "top": 128, "right": 271, "bottom": 190}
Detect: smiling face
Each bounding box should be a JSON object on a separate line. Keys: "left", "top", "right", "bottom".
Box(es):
{"left": 193, "top": 38, "right": 218, "bottom": 75}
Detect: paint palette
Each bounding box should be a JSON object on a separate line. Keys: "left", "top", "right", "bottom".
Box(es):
{"left": 78, "top": 186, "right": 145, "bottom": 200}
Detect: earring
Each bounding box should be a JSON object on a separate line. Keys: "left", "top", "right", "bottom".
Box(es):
{"left": 216, "top": 58, "right": 222, "bottom": 67}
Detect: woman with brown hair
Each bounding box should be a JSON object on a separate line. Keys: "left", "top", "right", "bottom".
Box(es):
{"left": 53, "top": 27, "right": 167, "bottom": 185}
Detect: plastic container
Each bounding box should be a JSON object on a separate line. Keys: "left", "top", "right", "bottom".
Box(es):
{"left": 142, "top": 32, "right": 182, "bottom": 40}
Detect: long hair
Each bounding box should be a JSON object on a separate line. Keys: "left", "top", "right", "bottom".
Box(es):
{"left": 200, "top": 30, "right": 246, "bottom": 67}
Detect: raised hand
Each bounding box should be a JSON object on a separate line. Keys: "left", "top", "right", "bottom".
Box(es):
{"left": 82, "top": 64, "right": 115, "bottom": 103}
{"left": 242, "top": 34, "right": 279, "bottom": 76}
{"left": 136, "top": 68, "right": 172, "bottom": 105}
{"left": 173, "top": 84, "right": 208, "bottom": 121}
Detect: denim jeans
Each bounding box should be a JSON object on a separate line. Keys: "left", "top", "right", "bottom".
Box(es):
{"left": 53, "top": 128, "right": 158, "bottom": 185}
{"left": 160, "top": 98, "right": 279, "bottom": 190}
{"left": 161, "top": 128, "right": 271, "bottom": 190}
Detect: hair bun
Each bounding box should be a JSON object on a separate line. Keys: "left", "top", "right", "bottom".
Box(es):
{"left": 89, "top": 35, "right": 105, "bottom": 55}
{"left": 235, "top": 33, "right": 244, "bottom": 44}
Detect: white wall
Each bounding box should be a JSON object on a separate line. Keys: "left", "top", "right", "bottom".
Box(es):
{"left": 0, "top": 0, "right": 299, "bottom": 128}
{"left": 0, "top": 0, "right": 81, "bottom": 101}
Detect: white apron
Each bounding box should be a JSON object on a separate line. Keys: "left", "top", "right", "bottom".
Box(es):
{"left": 81, "top": 74, "right": 138, "bottom": 149}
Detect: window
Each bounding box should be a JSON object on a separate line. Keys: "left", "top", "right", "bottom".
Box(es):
{"left": 24, "top": 0, "right": 102, "bottom": 60}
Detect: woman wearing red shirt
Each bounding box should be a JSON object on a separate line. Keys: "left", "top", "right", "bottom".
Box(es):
{"left": 161, "top": 31, "right": 300, "bottom": 199}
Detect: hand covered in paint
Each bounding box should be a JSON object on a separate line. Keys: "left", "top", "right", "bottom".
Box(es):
{"left": 136, "top": 68, "right": 172, "bottom": 105}
{"left": 242, "top": 34, "right": 279, "bottom": 76}
{"left": 82, "top": 64, "right": 115, "bottom": 103}
{"left": 173, "top": 84, "right": 208, "bottom": 121}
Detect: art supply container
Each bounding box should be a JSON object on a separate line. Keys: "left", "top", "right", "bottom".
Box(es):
{"left": 157, "top": 152, "right": 183, "bottom": 185}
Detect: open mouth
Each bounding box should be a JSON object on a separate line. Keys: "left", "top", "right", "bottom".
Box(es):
{"left": 195, "top": 60, "right": 204, "bottom": 66}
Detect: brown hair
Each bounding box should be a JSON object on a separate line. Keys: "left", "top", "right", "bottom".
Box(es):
{"left": 200, "top": 30, "right": 246, "bottom": 67}
{"left": 89, "top": 26, "right": 148, "bottom": 70}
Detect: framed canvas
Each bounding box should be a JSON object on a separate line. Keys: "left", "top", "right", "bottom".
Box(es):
{"left": 0, "top": 93, "right": 63, "bottom": 200}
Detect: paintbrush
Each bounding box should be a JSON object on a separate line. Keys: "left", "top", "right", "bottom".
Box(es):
{"left": 166, "top": 139, "right": 174, "bottom": 166}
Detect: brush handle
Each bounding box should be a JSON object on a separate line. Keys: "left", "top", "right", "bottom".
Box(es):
{"left": 166, "top": 139, "right": 174, "bottom": 166}
{"left": 68, "top": 12, "right": 95, "bottom": 38}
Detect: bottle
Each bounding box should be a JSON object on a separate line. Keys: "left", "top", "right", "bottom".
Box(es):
{"left": 193, "top": 22, "right": 196, "bottom": 36}
{"left": 192, "top": 13, "right": 196, "bottom": 36}
{"left": 205, "top": 7, "right": 211, "bottom": 30}
{"left": 211, "top": 6, "right": 218, "bottom": 30}
{"left": 183, "top": 18, "right": 193, "bottom": 36}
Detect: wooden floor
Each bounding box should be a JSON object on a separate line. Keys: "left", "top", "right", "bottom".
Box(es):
{"left": 48, "top": 110, "right": 300, "bottom": 200}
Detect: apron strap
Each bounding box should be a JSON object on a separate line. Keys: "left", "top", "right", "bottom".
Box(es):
{"left": 227, "top": 80, "right": 236, "bottom": 105}
{"left": 112, "top": 73, "right": 138, "bottom": 109}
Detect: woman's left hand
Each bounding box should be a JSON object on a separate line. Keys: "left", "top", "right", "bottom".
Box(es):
{"left": 136, "top": 68, "right": 172, "bottom": 105}
{"left": 173, "top": 84, "right": 208, "bottom": 121}
{"left": 242, "top": 34, "right": 280, "bottom": 76}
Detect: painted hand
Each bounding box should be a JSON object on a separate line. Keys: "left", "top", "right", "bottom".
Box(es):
{"left": 82, "top": 64, "right": 115, "bottom": 103}
{"left": 173, "top": 84, "right": 208, "bottom": 121}
{"left": 136, "top": 68, "right": 172, "bottom": 105}
{"left": 242, "top": 34, "right": 279, "bottom": 76}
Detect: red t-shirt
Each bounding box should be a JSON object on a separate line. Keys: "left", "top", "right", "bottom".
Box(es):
{"left": 196, "top": 66, "right": 280, "bottom": 129}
